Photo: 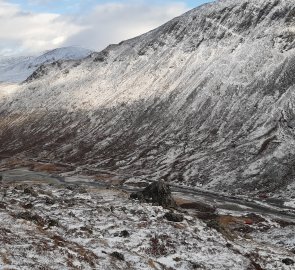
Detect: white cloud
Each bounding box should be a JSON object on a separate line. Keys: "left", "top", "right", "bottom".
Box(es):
{"left": 0, "top": 0, "right": 189, "bottom": 56}
{"left": 65, "top": 1, "right": 189, "bottom": 51}
{"left": 0, "top": 0, "right": 82, "bottom": 55}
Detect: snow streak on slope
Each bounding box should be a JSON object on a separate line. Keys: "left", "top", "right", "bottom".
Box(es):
{"left": 0, "top": 47, "right": 93, "bottom": 83}
{"left": 1, "top": 0, "right": 295, "bottom": 195}
{"left": 0, "top": 83, "right": 19, "bottom": 98}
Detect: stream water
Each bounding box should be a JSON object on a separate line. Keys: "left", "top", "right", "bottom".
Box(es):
{"left": 1, "top": 168, "right": 295, "bottom": 222}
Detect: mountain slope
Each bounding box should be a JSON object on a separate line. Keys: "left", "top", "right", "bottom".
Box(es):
{"left": 1, "top": 0, "right": 295, "bottom": 196}
{"left": 0, "top": 47, "right": 93, "bottom": 83}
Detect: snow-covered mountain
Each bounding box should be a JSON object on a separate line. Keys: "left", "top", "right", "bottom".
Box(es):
{"left": 0, "top": 47, "right": 93, "bottom": 83}
{"left": 1, "top": 0, "right": 295, "bottom": 196}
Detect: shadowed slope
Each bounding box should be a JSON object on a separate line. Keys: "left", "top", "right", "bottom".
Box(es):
{"left": 1, "top": 0, "right": 295, "bottom": 195}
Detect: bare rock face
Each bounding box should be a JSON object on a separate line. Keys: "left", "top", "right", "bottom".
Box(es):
{"left": 130, "top": 180, "right": 177, "bottom": 208}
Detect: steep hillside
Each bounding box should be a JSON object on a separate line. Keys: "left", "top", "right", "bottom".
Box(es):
{"left": 1, "top": 0, "right": 295, "bottom": 195}
{"left": 0, "top": 47, "right": 93, "bottom": 83}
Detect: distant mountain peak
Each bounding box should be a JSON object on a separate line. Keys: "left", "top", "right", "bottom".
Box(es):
{"left": 0, "top": 46, "right": 94, "bottom": 83}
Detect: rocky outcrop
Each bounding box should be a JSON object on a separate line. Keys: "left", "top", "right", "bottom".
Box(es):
{"left": 110, "top": 252, "right": 125, "bottom": 261}
{"left": 130, "top": 180, "right": 177, "bottom": 208}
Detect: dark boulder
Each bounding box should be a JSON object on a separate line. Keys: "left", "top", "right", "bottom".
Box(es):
{"left": 15, "top": 211, "right": 45, "bottom": 227}
{"left": 114, "top": 230, "right": 130, "bottom": 238}
{"left": 282, "top": 258, "right": 294, "bottom": 265}
{"left": 47, "top": 219, "right": 59, "bottom": 228}
{"left": 0, "top": 202, "right": 6, "bottom": 209}
{"left": 23, "top": 187, "right": 38, "bottom": 197}
{"left": 21, "top": 203, "right": 34, "bottom": 209}
{"left": 67, "top": 184, "right": 87, "bottom": 194}
{"left": 110, "top": 251, "right": 125, "bottom": 261}
{"left": 45, "top": 198, "right": 55, "bottom": 205}
{"left": 130, "top": 180, "right": 177, "bottom": 208}
{"left": 207, "top": 220, "right": 221, "bottom": 232}
{"left": 130, "top": 192, "right": 143, "bottom": 200}
{"left": 120, "top": 230, "right": 130, "bottom": 238}
{"left": 164, "top": 212, "right": 184, "bottom": 222}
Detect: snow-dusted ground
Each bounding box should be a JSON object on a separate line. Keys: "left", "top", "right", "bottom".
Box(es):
{"left": 0, "top": 1, "right": 294, "bottom": 268}
{"left": 0, "top": 179, "right": 294, "bottom": 270}
{"left": 285, "top": 200, "right": 295, "bottom": 208}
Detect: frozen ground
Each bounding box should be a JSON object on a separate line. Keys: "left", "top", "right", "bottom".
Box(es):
{"left": 0, "top": 164, "right": 294, "bottom": 269}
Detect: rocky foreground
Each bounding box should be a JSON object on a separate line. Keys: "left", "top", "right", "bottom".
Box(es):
{"left": 0, "top": 175, "right": 294, "bottom": 269}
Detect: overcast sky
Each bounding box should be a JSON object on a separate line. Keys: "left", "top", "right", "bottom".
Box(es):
{"left": 0, "top": 0, "right": 212, "bottom": 56}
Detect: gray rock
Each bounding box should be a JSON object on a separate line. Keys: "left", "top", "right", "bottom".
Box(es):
{"left": 282, "top": 258, "right": 294, "bottom": 265}
{"left": 164, "top": 212, "right": 184, "bottom": 222}
{"left": 110, "top": 252, "right": 125, "bottom": 261}
{"left": 23, "top": 187, "right": 38, "bottom": 197}
{"left": 120, "top": 230, "right": 130, "bottom": 238}
{"left": 130, "top": 180, "right": 177, "bottom": 208}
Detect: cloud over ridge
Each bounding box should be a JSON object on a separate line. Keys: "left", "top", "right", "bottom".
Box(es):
{"left": 0, "top": 0, "right": 190, "bottom": 56}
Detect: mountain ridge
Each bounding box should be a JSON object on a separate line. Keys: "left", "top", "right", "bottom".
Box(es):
{"left": 0, "top": 46, "right": 93, "bottom": 83}
{"left": 1, "top": 0, "right": 295, "bottom": 196}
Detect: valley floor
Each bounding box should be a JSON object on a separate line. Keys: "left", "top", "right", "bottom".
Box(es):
{"left": 0, "top": 158, "right": 294, "bottom": 269}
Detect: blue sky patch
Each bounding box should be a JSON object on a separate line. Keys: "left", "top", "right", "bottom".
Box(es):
{"left": 9, "top": 0, "right": 213, "bottom": 14}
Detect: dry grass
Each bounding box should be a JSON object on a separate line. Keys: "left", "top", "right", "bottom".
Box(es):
{"left": 94, "top": 174, "right": 114, "bottom": 181}
{"left": 218, "top": 215, "right": 241, "bottom": 226}
{"left": 0, "top": 157, "right": 70, "bottom": 175}
{"left": 0, "top": 158, "right": 28, "bottom": 169}
{"left": 172, "top": 223, "right": 187, "bottom": 230}
{"left": 94, "top": 174, "right": 124, "bottom": 186}
{"left": 33, "top": 163, "right": 64, "bottom": 173}
{"left": 148, "top": 259, "right": 159, "bottom": 269}
{"left": 174, "top": 197, "right": 192, "bottom": 205}
{"left": 218, "top": 215, "right": 255, "bottom": 227}
{"left": 1, "top": 252, "right": 11, "bottom": 265}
